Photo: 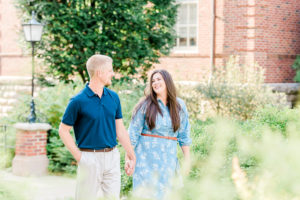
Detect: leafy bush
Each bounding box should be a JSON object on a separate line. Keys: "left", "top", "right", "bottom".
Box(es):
{"left": 177, "top": 83, "right": 204, "bottom": 120}
{"left": 196, "top": 56, "right": 287, "bottom": 120}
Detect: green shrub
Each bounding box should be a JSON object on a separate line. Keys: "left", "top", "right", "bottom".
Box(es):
{"left": 252, "top": 106, "right": 300, "bottom": 136}
{"left": 177, "top": 84, "right": 204, "bottom": 120}
{"left": 196, "top": 56, "right": 286, "bottom": 120}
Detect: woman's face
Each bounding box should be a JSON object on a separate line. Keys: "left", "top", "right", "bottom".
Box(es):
{"left": 151, "top": 72, "right": 167, "bottom": 96}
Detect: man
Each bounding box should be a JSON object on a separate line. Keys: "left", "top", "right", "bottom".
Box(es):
{"left": 59, "top": 54, "right": 136, "bottom": 200}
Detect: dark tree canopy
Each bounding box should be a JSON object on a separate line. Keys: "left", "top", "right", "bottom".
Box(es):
{"left": 17, "top": 0, "right": 178, "bottom": 83}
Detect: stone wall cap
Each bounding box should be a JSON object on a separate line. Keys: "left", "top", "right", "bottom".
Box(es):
{"left": 266, "top": 83, "right": 300, "bottom": 94}
{"left": 14, "top": 123, "right": 52, "bottom": 131}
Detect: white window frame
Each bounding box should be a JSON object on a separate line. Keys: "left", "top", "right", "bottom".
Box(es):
{"left": 173, "top": 0, "right": 199, "bottom": 53}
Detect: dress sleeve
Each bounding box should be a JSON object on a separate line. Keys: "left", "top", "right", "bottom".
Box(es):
{"left": 177, "top": 100, "right": 192, "bottom": 147}
{"left": 128, "top": 106, "right": 145, "bottom": 148}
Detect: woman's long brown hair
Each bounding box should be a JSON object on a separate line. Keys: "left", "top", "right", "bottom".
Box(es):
{"left": 133, "top": 70, "right": 181, "bottom": 132}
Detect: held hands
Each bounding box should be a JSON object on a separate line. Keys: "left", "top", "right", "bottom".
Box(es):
{"left": 125, "top": 155, "right": 136, "bottom": 176}
{"left": 125, "top": 159, "right": 135, "bottom": 176}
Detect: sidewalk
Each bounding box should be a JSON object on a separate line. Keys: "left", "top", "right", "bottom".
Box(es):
{"left": 0, "top": 169, "right": 76, "bottom": 200}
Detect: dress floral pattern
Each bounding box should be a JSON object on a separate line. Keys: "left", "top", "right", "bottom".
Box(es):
{"left": 128, "top": 98, "right": 192, "bottom": 199}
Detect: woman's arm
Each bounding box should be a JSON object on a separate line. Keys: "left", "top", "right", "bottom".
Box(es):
{"left": 181, "top": 145, "right": 191, "bottom": 175}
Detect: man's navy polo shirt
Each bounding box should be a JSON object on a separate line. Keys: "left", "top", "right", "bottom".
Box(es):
{"left": 62, "top": 84, "right": 123, "bottom": 149}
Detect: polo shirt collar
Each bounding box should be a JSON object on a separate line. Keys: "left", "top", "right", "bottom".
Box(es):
{"left": 85, "top": 83, "right": 108, "bottom": 97}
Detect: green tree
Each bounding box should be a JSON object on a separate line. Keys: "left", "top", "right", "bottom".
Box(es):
{"left": 17, "top": 0, "right": 178, "bottom": 83}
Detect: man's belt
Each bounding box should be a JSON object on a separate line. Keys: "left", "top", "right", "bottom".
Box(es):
{"left": 141, "top": 133, "right": 177, "bottom": 141}
{"left": 80, "top": 147, "right": 115, "bottom": 152}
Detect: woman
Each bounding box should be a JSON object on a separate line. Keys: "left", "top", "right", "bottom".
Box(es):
{"left": 128, "top": 69, "right": 191, "bottom": 199}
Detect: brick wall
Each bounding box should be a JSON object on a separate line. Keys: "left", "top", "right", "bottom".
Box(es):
{"left": 255, "top": 0, "right": 300, "bottom": 82}
{"left": 155, "top": 0, "right": 300, "bottom": 83}
{"left": 15, "top": 130, "right": 47, "bottom": 156}
{"left": 0, "top": 0, "right": 31, "bottom": 76}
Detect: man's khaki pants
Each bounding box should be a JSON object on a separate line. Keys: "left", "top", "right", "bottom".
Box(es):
{"left": 75, "top": 148, "right": 120, "bottom": 200}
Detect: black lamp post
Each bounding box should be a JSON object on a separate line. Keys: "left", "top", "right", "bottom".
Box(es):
{"left": 22, "top": 11, "right": 44, "bottom": 123}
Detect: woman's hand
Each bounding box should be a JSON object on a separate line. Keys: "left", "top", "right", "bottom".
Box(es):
{"left": 181, "top": 146, "right": 191, "bottom": 176}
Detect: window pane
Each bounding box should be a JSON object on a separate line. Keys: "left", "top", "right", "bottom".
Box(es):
{"left": 178, "top": 4, "right": 188, "bottom": 24}
{"left": 190, "top": 38, "right": 196, "bottom": 46}
{"left": 189, "top": 27, "right": 196, "bottom": 46}
{"left": 179, "top": 27, "right": 187, "bottom": 37}
{"left": 180, "top": 38, "right": 187, "bottom": 46}
{"left": 179, "top": 27, "right": 187, "bottom": 46}
{"left": 189, "top": 4, "right": 197, "bottom": 24}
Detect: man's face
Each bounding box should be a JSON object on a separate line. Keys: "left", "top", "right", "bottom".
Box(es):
{"left": 99, "top": 63, "right": 114, "bottom": 86}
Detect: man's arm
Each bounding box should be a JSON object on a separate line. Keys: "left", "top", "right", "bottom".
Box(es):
{"left": 116, "top": 119, "right": 136, "bottom": 176}
{"left": 59, "top": 122, "right": 81, "bottom": 162}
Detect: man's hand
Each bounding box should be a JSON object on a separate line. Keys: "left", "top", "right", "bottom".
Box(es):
{"left": 75, "top": 151, "right": 82, "bottom": 163}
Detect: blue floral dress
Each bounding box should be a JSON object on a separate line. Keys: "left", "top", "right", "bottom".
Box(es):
{"left": 128, "top": 98, "right": 192, "bottom": 199}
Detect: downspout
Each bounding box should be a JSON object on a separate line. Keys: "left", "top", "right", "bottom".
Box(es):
{"left": 208, "top": 0, "right": 216, "bottom": 83}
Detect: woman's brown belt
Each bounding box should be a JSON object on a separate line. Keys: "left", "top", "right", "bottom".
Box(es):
{"left": 141, "top": 133, "right": 177, "bottom": 141}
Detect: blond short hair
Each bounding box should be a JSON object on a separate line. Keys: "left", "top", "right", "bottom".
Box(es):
{"left": 86, "top": 54, "right": 113, "bottom": 79}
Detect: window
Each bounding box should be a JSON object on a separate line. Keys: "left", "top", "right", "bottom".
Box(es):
{"left": 174, "top": 0, "right": 198, "bottom": 52}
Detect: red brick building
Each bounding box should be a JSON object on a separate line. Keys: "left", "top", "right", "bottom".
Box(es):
{"left": 0, "top": 0, "right": 31, "bottom": 76}
{"left": 1, "top": 0, "right": 300, "bottom": 83}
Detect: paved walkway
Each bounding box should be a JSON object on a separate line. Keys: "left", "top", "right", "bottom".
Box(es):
{"left": 0, "top": 169, "right": 76, "bottom": 200}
